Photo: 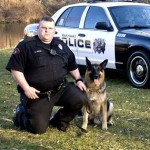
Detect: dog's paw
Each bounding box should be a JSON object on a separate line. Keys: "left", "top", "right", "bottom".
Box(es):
{"left": 107, "top": 119, "right": 114, "bottom": 126}
{"left": 81, "top": 128, "right": 88, "bottom": 133}
{"left": 102, "top": 127, "right": 108, "bottom": 130}
{"left": 108, "top": 122, "right": 114, "bottom": 126}
{"left": 76, "top": 124, "right": 88, "bottom": 133}
{"left": 102, "top": 121, "right": 108, "bottom": 130}
{"left": 102, "top": 124, "right": 108, "bottom": 130}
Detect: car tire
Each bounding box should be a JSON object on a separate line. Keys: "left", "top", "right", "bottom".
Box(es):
{"left": 127, "top": 51, "right": 150, "bottom": 88}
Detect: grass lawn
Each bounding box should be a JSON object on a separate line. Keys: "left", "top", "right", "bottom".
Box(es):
{"left": 0, "top": 49, "right": 150, "bottom": 150}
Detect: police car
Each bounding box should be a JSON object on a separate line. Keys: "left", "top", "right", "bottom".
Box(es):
{"left": 24, "top": 1, "right": 150, "bottom": 88}
{"left": 23, "top": 23, "right": 38, "bottom": 39}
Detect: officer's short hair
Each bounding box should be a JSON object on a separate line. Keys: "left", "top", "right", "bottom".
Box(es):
{"left": 39, "top": 16, "right": 54, "bottom": 23}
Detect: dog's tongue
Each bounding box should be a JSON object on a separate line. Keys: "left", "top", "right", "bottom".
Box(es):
{"left": 94, "top": 79, "right": 99, "bottom": 85}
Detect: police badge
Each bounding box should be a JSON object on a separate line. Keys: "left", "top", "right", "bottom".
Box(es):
{"left": 58, "top": 44, "right": 63, "bottom": 50}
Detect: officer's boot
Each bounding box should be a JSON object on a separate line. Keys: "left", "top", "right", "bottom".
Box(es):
{"left": 49, "top": 108, "right": 69, "bottom": 132}
{"left": 13, "top": 103, "right": 25, "bottom": 129}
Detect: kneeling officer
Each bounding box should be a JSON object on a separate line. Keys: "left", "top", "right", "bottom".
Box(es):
{"left": 6, "top": 16, "right": 88, "bottom": 134}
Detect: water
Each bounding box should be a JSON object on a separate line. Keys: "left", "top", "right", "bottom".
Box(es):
{"left": 0, "top": 23, "right": 27, "bottom": 50}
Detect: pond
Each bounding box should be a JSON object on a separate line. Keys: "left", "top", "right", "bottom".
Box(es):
{"left": 0, "top": 23, "right": 27, "bottom": 50}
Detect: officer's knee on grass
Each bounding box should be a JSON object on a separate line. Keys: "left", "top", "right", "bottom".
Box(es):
{"left": 27, "top": 121, "right": 48, "bottom": 134}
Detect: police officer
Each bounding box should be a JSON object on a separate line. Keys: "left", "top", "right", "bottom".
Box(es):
{"left": 6, "top": 16, "right": 88, "bottom": 134}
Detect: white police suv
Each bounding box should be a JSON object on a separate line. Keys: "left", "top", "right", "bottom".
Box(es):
{"left": 23, "top": 1, "right": 150, "bottom": 88}
{"left": 52, "top": 0, "right": 150, "bottom": 88}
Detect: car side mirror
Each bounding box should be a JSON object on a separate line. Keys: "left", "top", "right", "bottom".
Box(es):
{"left": 95, "top": 22, "right": 113, "bottom": 31}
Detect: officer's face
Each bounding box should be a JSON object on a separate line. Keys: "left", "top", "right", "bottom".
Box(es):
{"left": 37, "top": 20, "right": 55, "bottom": 44}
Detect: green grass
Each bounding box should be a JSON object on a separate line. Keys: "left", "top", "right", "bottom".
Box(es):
{"left": 0, "top": 49, "right": 150, "bottom": 150}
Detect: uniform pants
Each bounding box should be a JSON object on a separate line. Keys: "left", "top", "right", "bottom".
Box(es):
{"left": 21, "top": 82, "right": 88, "bottom": 134}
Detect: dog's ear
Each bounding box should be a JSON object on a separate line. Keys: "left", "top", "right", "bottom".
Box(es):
{"left": 86, "top": 57, "right": 92, "bottom": 70}
{"left": 100, "top": 59, "right": 108, "bottom": 69}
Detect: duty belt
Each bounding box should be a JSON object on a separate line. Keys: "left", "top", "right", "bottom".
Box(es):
{"left": 37, "top": 82, "right": 65, "bottom": 101}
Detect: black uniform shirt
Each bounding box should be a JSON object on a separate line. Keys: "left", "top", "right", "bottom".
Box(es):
{"left": 6, "top": 35, "right": 77, "bottom": 91}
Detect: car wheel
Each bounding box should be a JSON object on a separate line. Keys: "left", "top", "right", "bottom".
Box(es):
{"left": 127, "top": 51, "right": 150, "bottom": 88}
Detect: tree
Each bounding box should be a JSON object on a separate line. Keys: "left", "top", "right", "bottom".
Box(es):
{"left": 0, "top": 0, "right": 44, "bottom": 23}
{"left": 0, "top": 0, "right": 149, "bottom": 23}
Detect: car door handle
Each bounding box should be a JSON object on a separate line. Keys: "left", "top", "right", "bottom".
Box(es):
{"left": 78, "top": 34, "right": 86, "bottom": 37}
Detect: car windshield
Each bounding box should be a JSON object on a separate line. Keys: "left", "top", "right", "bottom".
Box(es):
{"left": 24, "top": 24, "right": 38, "bottom": 38}
{"left": 109, "top": 5, "right": 150, "bottom": 29}
{"left": 24, "top": 24, "right": 37, "bottom": 33}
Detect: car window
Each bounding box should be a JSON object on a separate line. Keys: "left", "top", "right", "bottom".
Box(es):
{"left": 109, "top": 6, "right": 150, "bottom": 28}
{"left": 84, "top": 6, "right": 109, "bottom": 29}
{"left": 56, "top": 8, "right": 72, "bottom": 26}
{"left": 64, "top": 6, "right": 86, "bottom": 28}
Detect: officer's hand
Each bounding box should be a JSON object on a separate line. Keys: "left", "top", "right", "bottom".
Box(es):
{"left": 24, "top": 86, "right": 40, "bottom": 99}
{"left": 76, "top": 81, "right": 87, "bottom": 91}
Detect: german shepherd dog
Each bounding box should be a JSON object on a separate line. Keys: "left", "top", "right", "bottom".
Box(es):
{"left": 82, "top": 57, "right": 114, "bottom": 131}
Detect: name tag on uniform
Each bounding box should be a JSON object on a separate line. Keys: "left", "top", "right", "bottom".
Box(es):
{"left": 34, "top": 50, "right": 42, "bottom": 53}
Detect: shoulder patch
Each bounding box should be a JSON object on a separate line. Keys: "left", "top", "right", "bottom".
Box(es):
{"left": 13, "top": 47, "right": 20, "bottom": 55}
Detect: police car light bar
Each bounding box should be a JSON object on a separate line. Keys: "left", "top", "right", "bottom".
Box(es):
{"left": 87, "top": 0, "right": 136, "bottom": 2}
{"left": 87, "top": 0, "right": 106, "bottom": 3}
